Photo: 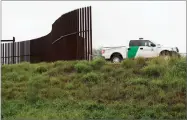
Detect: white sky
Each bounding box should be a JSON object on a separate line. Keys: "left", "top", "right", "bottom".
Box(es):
{"left": 2, "top": 1, "right": 186, "bottom": 53}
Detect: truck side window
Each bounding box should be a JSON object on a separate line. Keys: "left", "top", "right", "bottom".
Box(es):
{"left": 129, "top": 40, "right": 141, "bottom": 46}
{"left": 144, "top": 41, "right": 150, "bottom": 46}
{"left": 145, "top": 42, "right": 148, "bottom": 46}
{"left": 139, "top": 40, "right": 147, "bottom": 46}
{"left": 142, "top": 40, "right": 153, "bottom": 47}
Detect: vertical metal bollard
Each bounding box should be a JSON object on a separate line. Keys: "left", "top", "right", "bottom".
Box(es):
{"left": 13, "top": 37, "right": 15, "bottom": 64}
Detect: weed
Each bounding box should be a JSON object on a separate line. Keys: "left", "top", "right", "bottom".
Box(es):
{"left": 101, "top": 65, "right": 113, "bottom": 73}
{"left": 34, "top": 66, "right": 48, "bottom": 74}
{"left": 2, "top": 57, "right": 186, "bottom": 119}
{"left": 90, "top": 58, "right": 106, "bottom": 69}
{"left": 74, "top": 62, "right": 92, "bottom": 73}
{"left": 141, "top": 64, "right": 166, "bottom": 77}
{"left": 122, "top": 59, "right": 136, "bottom": 68}
{"left": 135, "top": 57, "right": 147, "bottom": 67}
{"left": 81, "top": 72, "right": 100, "bottom": 84}
{"left": 148, "top": 57, "right": 167, "bottom": 66}
{"left": 65, "top": 83, "right": 74, "bottom": 90}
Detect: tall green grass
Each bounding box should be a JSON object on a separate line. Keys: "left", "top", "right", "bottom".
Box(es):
{"left": 2, "top": 57, "right": 186, "bottom": 120}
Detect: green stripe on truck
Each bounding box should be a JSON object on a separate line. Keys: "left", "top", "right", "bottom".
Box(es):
{"left": 127, "top": 46, "right": 139, "bottom": 58}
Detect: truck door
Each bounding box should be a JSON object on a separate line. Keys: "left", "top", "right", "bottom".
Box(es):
{"left": 127, "top": 40, "right": 157, "bottom": 59}
{"left": 136, "top": 40, "right": 157, "bottom": 58}
{"left": 127, "top": 40, "right": 140, "bottom": 59}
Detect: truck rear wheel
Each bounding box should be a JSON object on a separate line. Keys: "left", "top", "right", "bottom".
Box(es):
{"left": 111, "top": 55, "right": 122, "bottom": 63}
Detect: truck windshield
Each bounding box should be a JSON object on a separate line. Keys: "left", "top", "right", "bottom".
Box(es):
{"left": 149, "top": 40, "right": 158, "bottom": 45}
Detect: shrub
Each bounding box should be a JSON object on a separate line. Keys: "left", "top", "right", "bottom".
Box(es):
{"left": 135, "top": 57, "right": 147, "bottom": 67}
{"left": 101, "top": 65, "right": 113, "bottom": 73}
{"left": 141, "top": 65, "right": 166, "bottom": 77}
{"left": 4, "top": 72, "right": 20, "bottom": 81}
{"left": 168, "top": 57, "right": 180, "bottom": 66}
{"left": 2, "top": 101, "right": 24, "bottom": 118}
{"left": 28, "top": 75, "right": 50, "bottom": 89}
{"left": 111, "top": 67, "right": 126, "bottom": 78}
{"left": 52, "top": 61, "right": 75, "bottom": 73}
{"left": 126, "top": 78, "right": 148, "bottom": 85}
{"left": 18, "top": 62, "right": 32, "bottom": 71}
{"left": 110, "top": 68, "right": 134, "bottom": 81}
{"left": 122, "top": 59, "right": 136, "bottom": 68}
{"left": 27, "top": 86, "right": 40, "bottom": 104}
{"left": 81, "top": 72, "right": 100, "bottom": 84}
{"left": 47, "top": 88, "right": 62, "bottom": 99}
{"left": 168, "top": 58, "right": 186, "bottom": 78}
{"left": 50, "top": 77, "right": 61, "bottom": 86}
{"left": 53, "top": 61, "right": 65, "bottom": 67}
{"left": 150, "top": 79, "right": 164, "bottom": 87}
{"left": 46, "top": 67, "right": 59, "bottom": 77}
{"left": 86, "top": 103, "right": 105, "bottom": 111}
{"left": 154, "top": 103, "right": 168, "bottom": 109}
{"left": 133, "top": 85, "right": 149, "bottom": 99}
{"left": 34, "top": 66, "right": 48, "bottom": 74}
{"left": 2, "top": 58, "right": 186, "bottom": 119}
{"left": 171, "top": 103, "right": 185, "bottom": 112}
{"left": 62, "top": 63, "right": 75, "bottom": 73}
{"left": 157, "top": 89, "right": 166, "bottom": 100}
{"left": 46, "top": 64, "right": 74, "bottom": 77}
{"left": 132, "top": 68, "right": 143, "bottom": 75}
{"left": 74, "top": 63, "right": 92, "bottom": 73}
{"left": 2, "top": 64, "right": 14, "bottom": 74}
{"left": 148, "top": 57, "right": 167, "bottom": 66}
{"left": 90, "top": 58, "right": 106, "bottom": 69}
{"left": 26, "top": 75, "right": 49, "bottom": 103}
{"left": 142, "top": 109, "right": 156, "bottom": 119}
{"left": 65, "top": 83, "right": 74, "bottom": 90}
{"left": 174, "top": 58, "right": 186, "bottom": 71}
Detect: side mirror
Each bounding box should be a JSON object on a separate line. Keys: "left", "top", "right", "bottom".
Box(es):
{"left": 151, "top": 43, "right": 156, "bottom": 47}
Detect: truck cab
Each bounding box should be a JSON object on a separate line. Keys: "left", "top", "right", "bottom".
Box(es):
{"left": 101, "top": 38, "right": 179, "bottom": 63}
{"left": 128, "top": 39, "right": 158, "bottom": 59}
{"left": 128, "top": 39, "right": 179, "bottom": 59}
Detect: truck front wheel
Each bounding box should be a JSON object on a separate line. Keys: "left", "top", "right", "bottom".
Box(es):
{"left": 171, "top": 51, "right": 181, "bottom": 58}
{"left": 111, "top": 55, "right": 123, "bottom": 63}
{"left": 159, "top": 51, "right": 171, "bottom": 60}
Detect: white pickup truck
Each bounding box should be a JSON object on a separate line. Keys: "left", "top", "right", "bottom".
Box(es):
{"left": 101, "top": 38, "right": 180, "bottom": 63}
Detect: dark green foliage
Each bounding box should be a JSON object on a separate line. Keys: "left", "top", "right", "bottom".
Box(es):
{"left": 34, "top": 66, "right": 48, "bottom": 74}
{"left": 148, "top": 57, "right": 167, "bottom": 65}
{"left": 4, "top": 72, "right": 20, "bottom": 81}
{"left": 122, "top": 58, "right": 136, "bottom": 68}
{"left": 141, "top": 64, "right": 166, "bottom": 77}
{"left": 74, "top": 62, "right": 92, "bottom": 73}
{"left": 81, "top": 72, "right": 100, "bottom": 84}
{"left": 101, "top": 65, "right": 113, "bottom": 73}
{"left": 1, "top": 57, "right": 186, "bottom": 119}
{"left": 90, "top": 58, "right": 106, "bottom": 69}
{"left": 135, "top": 57, "right": 147, "bottom": 67}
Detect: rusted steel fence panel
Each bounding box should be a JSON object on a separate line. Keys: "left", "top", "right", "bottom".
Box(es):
{"left": 1, "top": 37, "right": 16, "bottom": 64}
{"left": 1, "top": 6, "right": 92, "bottom": 65}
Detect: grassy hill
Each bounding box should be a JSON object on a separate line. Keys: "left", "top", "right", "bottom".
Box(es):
{"left": 1, "top": 57, "right": 186, "bottom": 120}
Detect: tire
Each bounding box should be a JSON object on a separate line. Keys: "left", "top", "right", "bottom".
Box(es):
{"left": 160, "top": 51, "right": 171, "bottom": 60}
{"left": 111, "top": 55, "right": 122, "bottom": 63}
{"left": 171, "top": 52, "right": 181, "bottom": 58}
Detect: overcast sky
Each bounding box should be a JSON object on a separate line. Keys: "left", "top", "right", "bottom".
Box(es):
{"left": 2, "top": 1, "right": 186, "bottom": 53}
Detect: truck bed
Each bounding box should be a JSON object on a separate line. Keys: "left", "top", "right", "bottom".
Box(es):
{"left": 101, "top": 46, "right": 127, "bottom": 60}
